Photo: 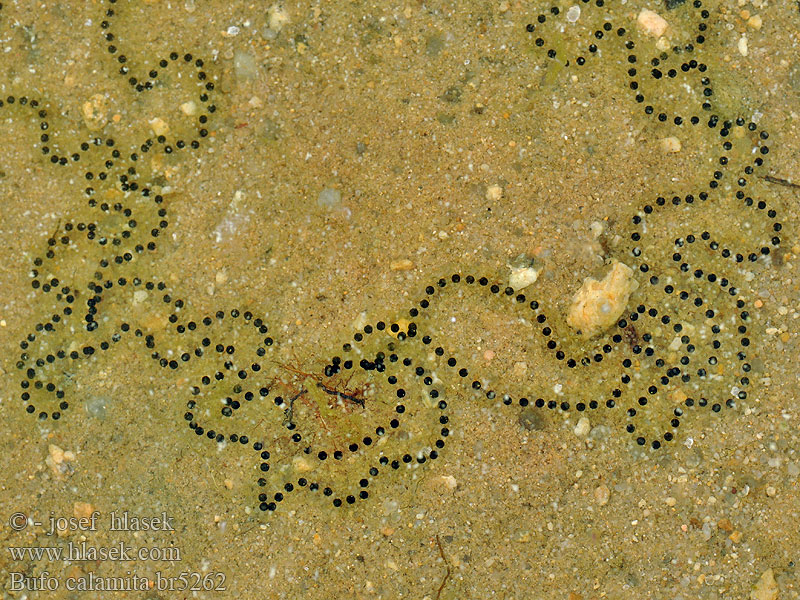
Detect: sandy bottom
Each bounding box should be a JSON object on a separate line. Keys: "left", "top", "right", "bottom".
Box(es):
{"left": 1, "top": 0, "right": 799, "bottom": 598}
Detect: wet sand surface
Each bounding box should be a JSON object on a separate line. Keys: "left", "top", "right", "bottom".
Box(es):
{"left": 0, "top": 0, "right": 799, "bottom": 598}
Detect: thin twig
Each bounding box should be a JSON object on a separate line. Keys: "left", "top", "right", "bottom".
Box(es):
{"left": 435, "top": 534, "right": 451, "bottom": 600}
{"left": 761, "top": 175, "right": 800, "bottom": 190}
{"left": 316, "top": 381, "right": 366, "bottom": 407}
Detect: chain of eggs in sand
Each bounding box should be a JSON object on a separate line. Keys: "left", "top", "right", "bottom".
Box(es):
{"left": 4, "top": 0, "right": 782, "bottom": 513}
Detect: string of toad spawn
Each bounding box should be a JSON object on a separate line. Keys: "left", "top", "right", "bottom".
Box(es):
{"left": 4, "top": 0, "right": 782, "bottom": 513}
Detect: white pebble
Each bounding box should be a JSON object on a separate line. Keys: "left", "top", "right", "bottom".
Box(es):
{"left": 593, "top": 484, "right": 610, "bottom": 505}
{"left": 566, "top": 5, "right": 581, "bottom": 23}
{"left": 508, "top": 265, "right": 539, "bottom": 291}
{"left": 180, "top": 101, "right": 198, "bottom": 116}
{"left": 660, "top": 136, "right": 682, "bottom": 154}
{"left": 268, "top": 4, "right": 290, "bottom": 32}
{"left": 485, "top": 184, "right": 503, "bottom": 201}
{"left": 738, "top": 35, "right": 749, "bottom": 57}
{"left": 149, "top": 117, "right": 169, "bottom": 137}
{"left": 574, "top": 417, "right": 591, "bottom": 437}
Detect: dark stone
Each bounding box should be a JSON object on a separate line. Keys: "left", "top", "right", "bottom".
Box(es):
{"left": 518, "top": 408, "right": 546, "bottom": 431}
{"left": 665, "top": 0, "right": 686, "bottom": 9}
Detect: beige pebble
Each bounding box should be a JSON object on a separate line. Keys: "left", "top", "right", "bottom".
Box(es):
{"left": 268, "top": 4, "right": 290, "bottom": 31}
{"left": 765, "top": 485, "right": 777, "bottom": 497}
{"left": 729, "top": 530, "right": 743, "bottom": 543}
{"left": 82, "top": 94, "right": 108, "bottom": 131}
{"left": 483, "top": 349, "right": 495, "bottom": 361}
{"left": 437, "top": 475, "right": 458, "bottom": 491}
{"left": 747, "top": 15, "right": 762, "bottom": 30}
{"left": 750, "top": 568, "right": 779, "bottom": 600}
{"left": 664, "top": 496, "right": 677, "bottom": 507}
{"left": 655, "top": 36, "right": 671, "bottom": 52}
{"left": 293, "top": 456, "right": 314, "bottom": 473}
{"left": 390, "top": 259, "right": 415, "bottom": 271}
{"left": 223, "top": 479, "right": 234, "bottom": 490}
{"left": 508, "top": 264, "right": 540, "bottom": 291}
{"left": 133, "top": 290, "right": 148, "bottom": 304}
{"left": 508, "top": 254, "right": 541, "bottom": 291}
{"left": 485, "top": 184, "right": 503, "bottom": 201}
{"left": 49, "top": 444, "right": 66, "bottom": 464}
{"left": 149, "top": 117, "right": 170, "bottom": 136}
{"left": 637, "top": 9, "right": 669, "bottom": 38}
{"left": 215, "top": 270, "right": 228, "bottom": 284}
{"left": 670, "top": 389, "right": 687, "bottom": 404}
{"left": 352, "top": 311, "right": 368, "bottom": 331}
{"left": 573, "top": 417, "right": 591, "bottom": 437}
{"left": 660, "top": 136, "right": 682, "bottom": 153}
{"left": 512, "top": 361, "right": 528, "bottom": 379}
{"left": 593, "top": 484, "right": 610, "bottom": 506}
{"left": 738, "top": 35, "right": 749, "bottom": 57}
{"left": 180, "top": 101, "right": 198, "bottom": 116}
{"left": 567, "top": 260, "right": 639, "bottom": 338}
{"left": 73, "top": 502, "right": 95, "bottom": 520}
{"left": 46, "top": 444, "right": 76, "bottom": 477}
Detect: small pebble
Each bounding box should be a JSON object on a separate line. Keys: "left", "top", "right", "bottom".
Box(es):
{"left": 664, "top": 496, "right": 677, "bottom": 506}
{"left": 573, "top": 416, "right": 591, "bottom": 437}
{"left": 390, "top": 259, "right": 415, "bottom": 271}
{"left": 750, "top": 569, "right": 779, "bottom": 600}
{"left": 566, "top": 5, "right": 581, "bottom": 23}
{"left": 46, "top": 444, "right": 76, "bottom": 477}
{"left": 485, "top": 184, "right": 503, "bottom": 201}
{"left": 180, "top": 100, "right": 198, "bottom": 116}
{"left": 82, "top": 93, "right": 108, "bottom": 131}
{"left": 765, "top": 485, "right": 776, "bottom": 497}
{"left": 149, "top": 117, "right": 169, "bottom": 136}
{"left": 268, "top": 4, "right": 290, "bottom": 31}
{"left": 437, "top": 475, "right": 458, "bottom": 491}
{"left": 73, "top": 502, "right": 95, "bottom": 520}
{"left": 508, "top": 254, "right": 540, "bottom": 291}
{"left": 317, "top": 187, "right": 342, "bottom": 208}
{"left": 593, "top": 484, "right": 610, "bottom": 506}
{"left": 637, "top": 9, "right": 669, "bottom": 38}
{"left": 660, "top": 136, "right": 682, "bottom": 153}
{"left": 738, "top": 35, "right": 749, "bottom": 57}
{"left": 234, "top": 50, "right": 258, "bottom": 81}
